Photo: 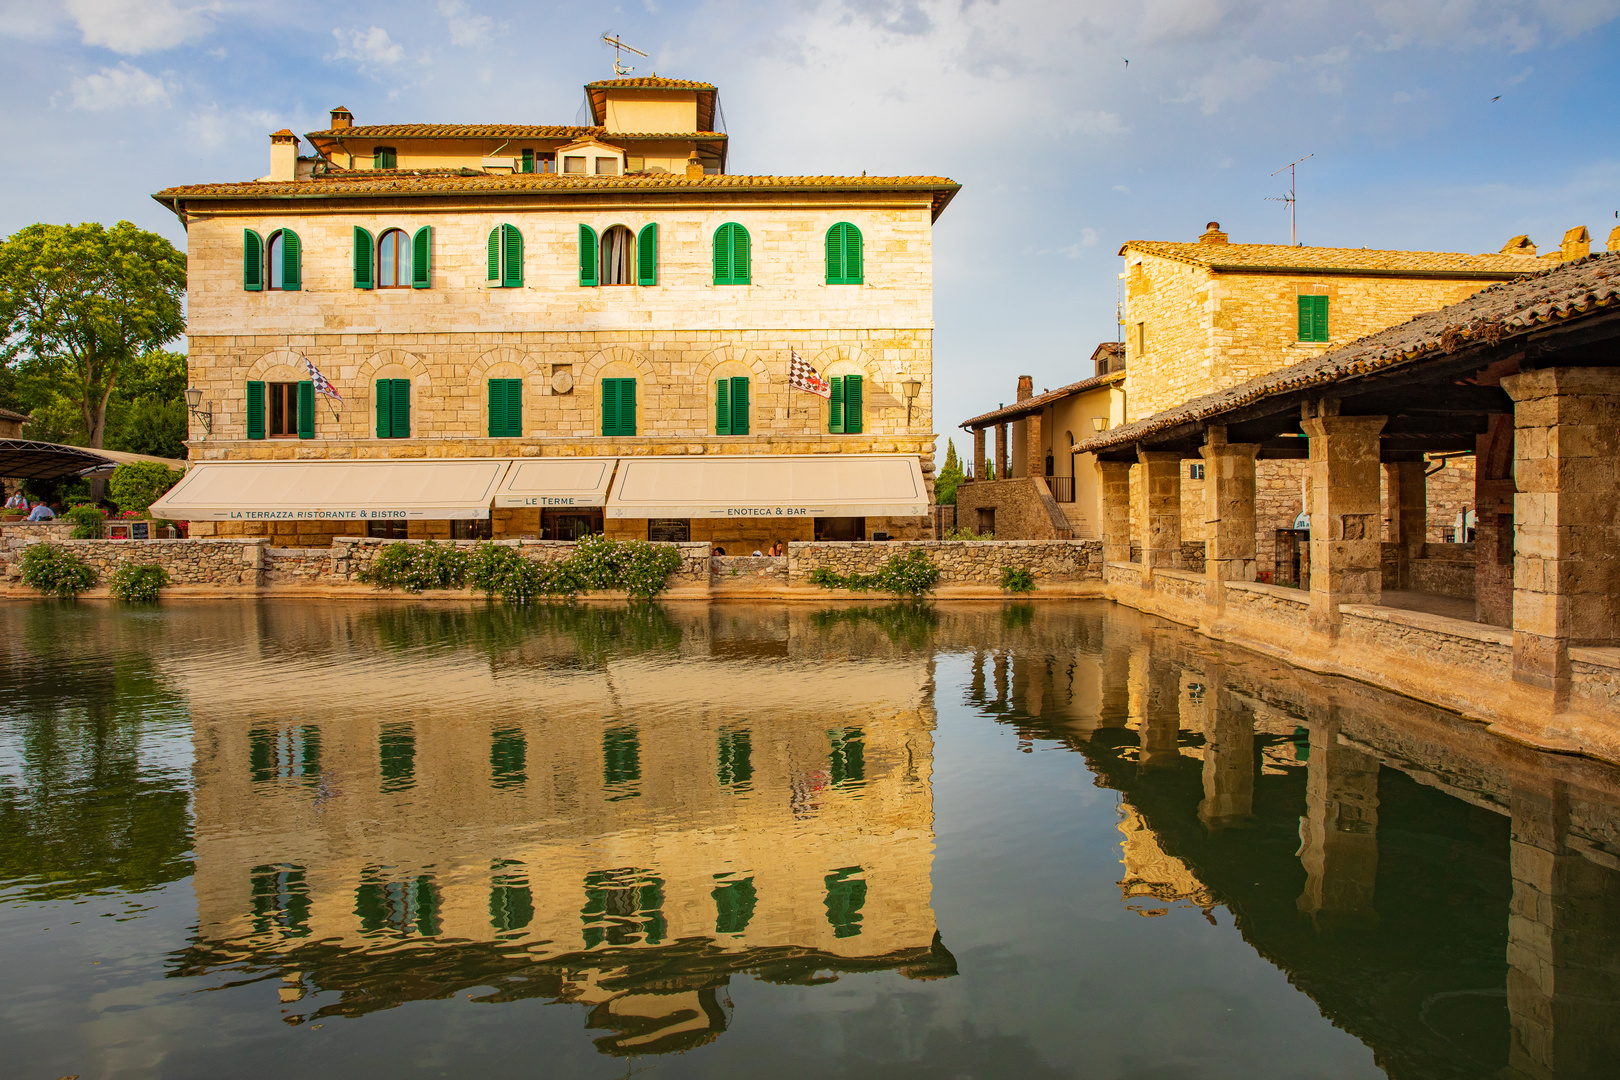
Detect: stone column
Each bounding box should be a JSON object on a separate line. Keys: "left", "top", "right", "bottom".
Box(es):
{"left": 1386, "top": 459, "right": 1427, "bottom": 590}
{"left": 1026, "top": 411, "right": 1044, "bottom": 481}
{"left": 1301, "top": 410, "right": 1387, "bottom": 633}
{"left": 1296, "top": 714, "right": 1380, "bottom": 930}
{"left": 972, "top": 427, "right": 986, "bottom": 482}
{"left": 1475, "top": 414, "right": 1516, "bottom": 628}
{"left": 994, "top": 424, "right": 1009, "bottom": 481}
{"left": 1501, "top": 368, "right": 1620, "bottom": 696}
{"left": 1097, "top": 460, "right": 1132, "bottom": 566}
{"left": 1197, "top": 672, "right": 1254, "bottom": 829}
{"left": 1199, "top": 428, "right": 1260, "bottom": 605}
{"left": 1136, "top": 450, "right": 1183, "bottom": 580}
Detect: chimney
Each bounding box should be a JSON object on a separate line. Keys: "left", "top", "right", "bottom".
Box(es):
{"left": 685, "top": 150, "right": 704, "bottom": 178}
{"left": 1500, "top": 235, "right": 1537, "bottom": 257}
{"left": 1016, "top": 375, "right": 1033, "bottom": 402}
{"left": 1560, "top": 226, "right": 1591, "bottom": 261}
{"left": 1609, "top": 224, "right": 1620, "bottom": 253}
{"left": 329, "top": 106, "right": 353, "bottom": 130}
{"left": 1198, "top": 221, "right": 1229, "bottom": 245}
{"left": 269, "top": 130, "right": 298, "bottom": 182}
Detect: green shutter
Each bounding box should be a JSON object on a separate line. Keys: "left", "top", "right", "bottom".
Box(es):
{"left": 1314, "top": 295, "right": 1329, "bottom": 342}
{"left": 488, "top": 379, "right": 503, "bottom": 437}
{"left": 1298, "top": 295, "right": 1329, "bottom": 342}
{"left": 373, "top": 147, "right": 395, "bottom": 169}
{"left": 732, "top": 225, "right": 750, "bottom": 284}
{"left": 715, "top": 378, "right": 731, "bottom": 435}
{"left": 731, "top": 376, "right": 749, "bottom": 436}
{"left": 579, "top": 225, "right": 598, "bottom": 287}
{"left": 489, "top": 379, "right": 521, "bottom": 438}
{"left": 521, "top": 149, "right": 534, "bottom": 173}
{"left": 713, "top": 224, "right": 731, "bottom": 284}
{"left": 411, "top": 226, "right": 431, "bottom": 288}
{"left": 826, "top": 223, "right": 862, "bottom": 284}
{"left": 845, "top": 224, "right": 863, "bottom": 284}
{"left": 826, "top": 225, "right": 842, "bottom": 283}
{"left": 1297, "top": 295, "right": 1311, "bottom": 340}
{"left": 713, "top": 223, "right": 749, "bottom": 284}
{"left": 602, "top": 378, "right": 635, "bottom": 437}
{"left": 375, "top": 379, "right": 392, "bottom": 438}
{"left": 280, "top": 229, "right": 301, "bottom": 291}
{"left": 487, "top": 228, "right": 501, "bottom": 284}
{"left": 297, "top": 381, "right": 315, "bottom": 439}
{"left": 602, "top": 378, "right": 618, "bottom": 437}
{"left": 243, "top": 230, "right": 263, "bottom": 291}
{"left": 506, "top": 379, "right": 521, "bottom": 437}
{"left": 637, "top": 223, "right": 658, "bottom": 286}
{"left": 843, "top": 374, "right": 862, "bottom": 433}
{"left": 391, "top": 379, "right": 410, "bottom": 438}
{"left": 246, "top": 381, "right": 266, "bottom": 440}
{"left": 501, "top": 223, "right": 522, "bottom": 288}
{"left": 353, "top": 227, "right": 374, "bottom": 290}
{"left": 828, "top": 376, "right": 844, "bottom": 433}
{"left": 621, "top": 378, "right": 635, "bottom": 436}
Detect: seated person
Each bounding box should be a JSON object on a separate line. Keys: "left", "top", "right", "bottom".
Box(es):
{"left": 27, "top": 502, "right": 56, "bottom": 521}
{"left": 711, "top": 546, "right": 725, "bottom": 556}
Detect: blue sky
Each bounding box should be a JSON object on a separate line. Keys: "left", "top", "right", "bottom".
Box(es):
{"left": 2, "top": 0, "right": 1618, "bottom": 441}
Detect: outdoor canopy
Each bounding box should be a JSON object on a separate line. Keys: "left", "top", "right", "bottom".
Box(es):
{"left": 493, "top": 457, "right": 616, "bottom": 508}
{"left": 149, "top": 459, "right": 515, "bottom": 522}
{"left": 603, "top": 454, "right": 929, "bottom": 519}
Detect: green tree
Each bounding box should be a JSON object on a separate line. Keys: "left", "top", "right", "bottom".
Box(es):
{"left": 934, "top": 438, "right": 966, "bottom": 505}
{"left": 108, "top": 461, "right": 183, "bottom": 514}
{"left": 0, "top": 222, "right": 185, "bottom": 451}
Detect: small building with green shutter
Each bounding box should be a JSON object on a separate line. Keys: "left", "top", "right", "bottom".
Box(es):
{"left": 152, "top": 77, "right": 958, "bottom": 550}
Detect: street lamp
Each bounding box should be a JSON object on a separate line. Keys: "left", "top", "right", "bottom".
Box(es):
{"left": 901, "top": 378, "right": 922, "bottom": 424}
{"left": 185, "top": 387, "right": 213, "bottom": 435}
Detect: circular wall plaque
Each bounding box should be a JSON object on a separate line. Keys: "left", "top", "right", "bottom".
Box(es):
{"left": 551, "top": 369, "right": 574, "bottom": 395}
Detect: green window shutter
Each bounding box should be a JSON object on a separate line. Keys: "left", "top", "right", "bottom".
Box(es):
{"left": 1297, "top": 295, "right": 1311, "bottom": 340}
{"left": 297, "top": 381, "right": 315, "bottom": 439}
{"left": 488, "top": 379, "right": 503, "bottom": 437}
{"left": 844, "top": 374, "right": 863, "bottom": 433}
{"left": 732, "top": 225, "right": 751, "bottom": 284}
{"left": 280, "top": 229, "right": 301, "bottom": 291}
{"left": 521, "top": 149, "right": 534, "bottom": 174}
{"left": 375, "top": 379, "right": 392, "bottom": 438}
{"left": 828, "top": 376, "right": 844, "bottom": 433}
{"left": 501, "top": 223, "right": 522, "bottom": 288}
{"left": 715, "top": 378, "right": 731, "bottom": 435}
{"left": 731, "top": 376, "right": 749, "bottom": 436}
{"left": 487, "top": 228, "right": 501, "bottom": 284}
{"left": 1298, "top": 295, "right": 1329, "bottom": 342}
{"left": 1313, "top": 295, "right": 1329, "bottom": 342}
{"left": 826, "top": 224, "right": 842, "bottom": 283}
{"left": 602, "top": 378, "right": 618, "bottom": 436}
{"left": 246, "top": 381, "right": 266, "bottom": 440}
{"left": 506, "top": 379, "right": 522, "bottom": 437}
{"left": 713, "top": 224, "right": 731, "bottom": 284}
{"left": 845, "top": 224, "right": 863, "bottom": 284}
{"left": 620, "top": 378, "right": 635, "bottom": 436}
{"left": 411, "top": 226, "right": 431, "bottom": 288}
{"left": 243, "top": 230, "right": 263, "bottom": 291}
{"left": 391, "top": 379, "right": 411, "bottom": 438}
{"left": 373, "top": 147, "right": 395, "bottom": 169}
{"left": 637, "top": 223, "right": 658, "bottom": 286}
{"left": 489, "top": 379, "right": 521, "bottom": 438}
{"left": 353, "top": 227, "right": 374, "bottom": 290}
{"left": 603, "top": 378, "right": 636, "bottom": 437}
{"left": 578, "top": 225, "right": 598, "bottom": 287}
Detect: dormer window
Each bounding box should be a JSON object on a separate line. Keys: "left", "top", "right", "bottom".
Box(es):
{"left": 373, "top": 147, "right": 397, "bottom": 170}
{"left": 595, "top": 157, "right": 619, "bottom": 175}
{"left": 563, "top": 156, "right": 586, "bottom": 174}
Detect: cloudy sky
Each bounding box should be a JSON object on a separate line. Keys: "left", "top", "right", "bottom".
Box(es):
{"left": 3, "top": 0, "right": 1618, "bottom": 440}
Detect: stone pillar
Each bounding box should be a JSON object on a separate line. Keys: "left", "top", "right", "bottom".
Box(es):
{"left": 1301, "top": 411, "right": 1387, "bottom": 633}
{"left": 1501, "top": 368, "right": 1620, "bottom": 696}
{"left": 1199, "top": 428, "right": 1260, "bottom": 604}
{"left": 1197, "top": 672, "right": 1254, "bottom": 829}
{"left": 972, "top": 427, "right": 986, "bottom": 482}
{"left": 994, "top": 424, "right": 1009, "bottom": 481}
{"left": 1136, "top": 450, "right": 1183, "bottom": 579}
{"left": 1026, "top": 411, "right": 1044, "bottom": 481}
{"left": 1475, "top": 414, "right": 1516, "bottom": 628}
{"left": 1296, "top": 715, "right": 1379, "bottom": 930}
{"left": 1097, "top": 460, "right": 1132, "bottom": 566}
{"left": 1386, "top": 459, "right": 1427, "bottom": 590}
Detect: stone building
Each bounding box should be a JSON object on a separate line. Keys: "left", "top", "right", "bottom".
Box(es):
{"left": 149, "top": 77, "right": 957, "bottom": 550}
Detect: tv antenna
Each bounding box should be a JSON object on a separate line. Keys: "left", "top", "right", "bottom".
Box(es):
{"left": 1266, "top": 154, "right": 1313, "bottom": 246}
{"left": 601, "top": 33, "right": 647, "bottom": 77}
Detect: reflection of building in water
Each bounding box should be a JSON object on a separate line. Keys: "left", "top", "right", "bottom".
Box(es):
{"left": 176, "top": 607, "right": 952, "bottom": 1055}
{"left": 1116, "top": 804, "right": 1216, "bottom": 916}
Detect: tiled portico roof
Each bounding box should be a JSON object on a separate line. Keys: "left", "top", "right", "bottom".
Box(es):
{"left": 962, "top": 371, "right": 1124, "bottom": 429}
{"left": 1121, "top": 240, "right": 1541, "bottom": 279}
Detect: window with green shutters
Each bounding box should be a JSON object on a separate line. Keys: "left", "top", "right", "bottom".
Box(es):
{"left": 490, "top": 861, "right": 534, "bottom": 936}
{"left": 823, "top": 867, "right": 867, "bottom": 938}
{"left": 601, "top": 377, "right": 636, "bottom": 437}
{"left": 1298, "top": 294, "right": 1329, "bottom": 342}
{"left": 266, "top": 229, "right": 300, "bottom": 291}
{"left": 486, "top": 223, "right": 522, "bottom": 288}
{"left": 490, "top": 729, "right": 525, "bottom": 789}
{"left": 353, "top": 227, "right": 374, "bottom": 289}
{"left": 520, "top": 148, "right": 534, "bottom": 173}
{"left": 713, "top": 223, "right": 751, "bottom": 285}
{"left": 825, "top": 222, "right": 864, "bottom": 284}
{"left": 827, "top": 374, "right": 863, "bottom": 434}
{"left": 717, "top": 729, "right": 752, "bottom": 789}
{"left": 637, "top": 223, "right": 658, "bottom": 286}
{"left": 374, "top": 378, "right": 411, "bottom": 439}
{"left": 411, "top": 226, "right": 431, "bottom": 288}
{"left": 245, "top": 381, "right": 266, "bottom": 440}
{"left": 379, "top": 722, "right": 415, "bottom": 792}
{"left": 712, "top": 876, "right": 757, "bottom": 935}
{"left": 243, "top": 230, "right": 263, "bottom": 291}
{"left": 373, "top": 146, "right": 396, "bottom": 169}
{"left": 488, "top": 378, "right": 522, "bottom": 438}
{"left": 714, "top": 376, "right": 750, "bottom": 435}
{"left": 578, "top": 224, "right": 598, "bottom": 287}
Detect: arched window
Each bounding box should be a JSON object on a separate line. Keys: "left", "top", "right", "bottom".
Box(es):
{"left": 377, "top": 229, "right": 410, "bottom": 288}
{"left": 600, "top": 225, "right": 634, "bottom": 285}
{"left": 486, "top": 224, "right": 522, "bottom": 288}
{"left": 354, "top": 227, "right": 432, "bottom": 290}
{"left": 265, "top": 229, "right": 300, "bottom": 292}
{"left": 825, "top": 222, "right": 863, "bottom": 284}
{"left": 713, "top": 223, "right": 750, "bottom": 285}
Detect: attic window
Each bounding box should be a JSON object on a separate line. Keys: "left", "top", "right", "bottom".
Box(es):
{"left": 563, "top": 156, "right": 586, "bottom": 175}
{"left": 595, "top": 157, "right": 619, "bottom": 175}
{"left": 373, "top": 147, "right": 396, "bottom": 170}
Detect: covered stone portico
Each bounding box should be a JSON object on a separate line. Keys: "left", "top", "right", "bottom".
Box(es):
{"left": 1074, "top": 252, "right": 1620, "bottom": 761}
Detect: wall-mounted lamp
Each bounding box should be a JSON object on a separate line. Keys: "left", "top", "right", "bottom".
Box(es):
{"left": 184, "top": 387, "right": 212, "bottom": 435}
{"left": 901, "top": 378, "right": 922, "bottom": 424}
{"left": 1091, "top": 416, "right": 1107, "bottom": 433}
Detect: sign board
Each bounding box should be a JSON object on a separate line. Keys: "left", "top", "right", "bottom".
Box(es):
{"left": 129, "top": 520, "right": 150, "bottom": 540}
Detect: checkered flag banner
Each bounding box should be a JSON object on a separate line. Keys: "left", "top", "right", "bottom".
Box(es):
{"left": 788, "top": 350, "right": 831, "bottom": 398}
{"left": 303, "top": 356, "right": 344, "bottom": 403}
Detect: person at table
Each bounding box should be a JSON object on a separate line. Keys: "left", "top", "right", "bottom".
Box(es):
{"left": 27, "top": 502, "right": 56, "bottom": 521}
{"left": 4, "top": 489, "right": 24, "bottom": 510}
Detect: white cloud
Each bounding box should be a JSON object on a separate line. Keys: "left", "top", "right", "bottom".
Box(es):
{"left": 327, "top": 26, "right": 405, "bottom": 68}
{"left": 68, "top": 61, "right": 175, "bottom": 110}
{"left": 1065, "top": 109, "right": 1128, "bottom": 136}
{"left": 1081, "top": 227, "right": 1100, "bottom": 247}
{"left": 61, "top": 0, "right": 217, "bottom": 55}
{"left": 1506, "top": 64, "right": 1534, "bottom": 84}
{"left": 187, "top": 102, "right": 279, "bottom": 148}
{"left": 1174, "top": 53, "right": 1285, "bottom": 114}
{"left": 1113, "top": 185, "right": 1131, "bottom": 193}
{"left": 438, "top": 0, "right": 493, "bottom": 47}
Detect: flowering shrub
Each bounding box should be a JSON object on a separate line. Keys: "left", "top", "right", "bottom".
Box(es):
{"left": 66, "top": 504, "right": 106, "bottom": 539}
{"left": 19, "top": 543, "right": 97, "bottom": 597}
{"left": 365, "top": 537, "right": 683, "bottom": 602}
{"left": 999, "top": 567, "right": 1036, "bottom": 594}
{"left": 110, "top": 563, "right": 169, "bottom": 602}
{"left": 808, "top": 549, "right": 940, "bottom": 597}
{"left": 359, "top": 540, "right": 471, "bottom": 593}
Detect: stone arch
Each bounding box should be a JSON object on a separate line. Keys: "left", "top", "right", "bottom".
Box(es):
{"left": 246, "top": 347, "right": 308, "bottom": 382}
{"left": 698, "top": 344, "right": 768, "bottom": 435}
{"left": 355, "top": 349, "right": 431, "bottom": 439}
{"left": 470, "top": 349, "right": 537, "bottom": 440}
{"left": 810, "top": 343, "right": 890, "bottom": 430}
{"left": 580, "top": 346, "right": 654, "bottom": 438}
{"left": 468, "top": 347, "right": 540, "bottom": 382}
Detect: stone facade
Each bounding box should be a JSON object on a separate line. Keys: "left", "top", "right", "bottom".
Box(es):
{"left": 953, "top": 476, "right": 1071, "bottom": 539}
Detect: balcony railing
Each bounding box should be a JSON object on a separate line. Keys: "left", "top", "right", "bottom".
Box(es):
{"left": 1049, "top": 475, "right": 1074, "bottom": 503}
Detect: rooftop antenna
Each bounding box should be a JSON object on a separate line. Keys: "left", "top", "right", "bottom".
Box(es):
{"left": 1266, "top": 154, "right": 1313, "bottom": 246}
{"left": 601, "top": 32, "right": 647, "bottom": 77}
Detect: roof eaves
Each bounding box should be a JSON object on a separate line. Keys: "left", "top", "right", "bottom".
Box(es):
{"left": 961, "top": 370, "right": 1124, "bottom": 429}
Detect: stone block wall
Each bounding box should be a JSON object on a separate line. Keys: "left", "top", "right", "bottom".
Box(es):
{"left": 788, "top": 539, "right": 1101, "bottom": 587}
{"left": 0, "top": 538, "right": 266, "bottom": 588}
{"left": 955, "top": 477, "right": 1070, "bottom": 540}
{"left": 711, "top": 555, "right": 787, "bottom": 587}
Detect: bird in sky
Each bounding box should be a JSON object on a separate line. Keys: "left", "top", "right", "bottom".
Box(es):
{"left": 1123, "top": 58, "right": 1129, "bottom": 66}
{"left": 1492, "top": 95, "right": 1501, "bottom": 102}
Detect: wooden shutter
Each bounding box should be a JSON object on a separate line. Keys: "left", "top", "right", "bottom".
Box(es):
{"left": 280, "top": 229, "right": 301, "bottom": 291}
{"left": 603, "top": 378, "right": 635, "bottom": 436}
{"left": 411, "top": 226, "right": 431, "bottom": 288}
{"left": 297, "top": 381, "right": 315, "bottom": 439}
{"left": 1312, "top": 295, "right": 1329, "bottom": 341}
{"left": 826, "top": 225, "right": 842, "bottom": 283}
{"left": 579, "top": 225, "right": 598, "bottom": 287}
{"left": 375, "top": 379, "right": 393, "bottom": 438}
{"left": 243, "top": 230, "right": 263, "bottom": 291}
{"left": 637, "top": 223, "right": 658, "bottom": 286}
{"left": 843, "top": 374, "right": 863, "bottom": 433}
{"left": 713, "top": 225, "right": 731, "bottom": 284}
{"left": 1297, "top": 295, "right": 1311, "bottom": 340}
{"left": 501, "top": 224, "right": 522, "bottom": 288}
{"left": 844, "top": 224, "right": 863, "bottom": 284}
{"left": 732, "top": 225, "right": 750, "bottom": 284}
{"left": 828, "top": 376, "right": 844, "bottom": 433}
{"left": 488, "top": 379, "right": 504, "bottom": 437}
{"left": 505, "top": 379, "right": 521, "bottom": 437}
{"left": 246, "top": 381, "right": 266, "bottom": 440}
{"left": 731, "top": 377, "right": 749, "bottom": 436}
{"left": 487, "top": 228, "right": 501, "bottom": 284}
{"left": 620, "top": 378, "right": 635, "bottom": 436}
{"left": 489, "top": 379, "right": 521, "bottom": 437}
{"left": 521, "top": 149, "right": 534, "bottom": 173}
{"left": 715, "top": 378, "right": 731, "bottom": 435}
{"left": 391, "top": 379, "right": 410, "bottom": 438}
{"left": 353, "top": 227, "right": 374, "bottom": 290}
{"left": 601, "top": 379, "right": 619, "bottom": 436}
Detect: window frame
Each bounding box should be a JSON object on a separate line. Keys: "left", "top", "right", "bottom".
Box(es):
{"left": 601, "top": 377, "right": 637, "bottom": 438}
{"left": 267, "top": 381, "right": 300, "bottom": 438}
{"left": 599, "top": 224, "right": 636, "bottom": 286}
{"left": 825, "top": 222, "right": 864, "bottom": 285}
{"left": 377, "top": 228, "right": 411, "bottom": 289}
{"left": 373, "top": 146, "right": 397, "bottom": 170}
{"left": 1297, "top": 294, "right": 1330, "bottom": 343}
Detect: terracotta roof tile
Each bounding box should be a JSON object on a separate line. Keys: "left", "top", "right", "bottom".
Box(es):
{"left": 584, "top": 77, "right": 716, "bottom": 90}
{"left": 155, "top": 171, "right": 957, "bottom": 199}
{"left": 962, "top": 371, "right": 1124, "bottom": 429}
{"left": 1122, "top": 240, "right": 1540, "bottom": 278}
{"left": 306, "top": 124, "right": 597, "bottom": 140}
{"left": 1076, "top": 252, "right": 1620, "bottom": 455}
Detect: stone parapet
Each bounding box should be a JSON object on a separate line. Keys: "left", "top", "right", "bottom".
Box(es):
{"left": 787, "top": 539, "right": 1100, "bottom": 588}
{"left": 0, "top": 537, "right": 267, "bottom": 589}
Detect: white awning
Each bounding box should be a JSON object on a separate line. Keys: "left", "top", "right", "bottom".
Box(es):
{"left": 604, "top": 454, "right": 929, "bottom": 519}
{"left": 149, "top": 459, "right": 515, "bottom": 522}
{"left": 493, "top": 457, "right": 617, "bottom": 508}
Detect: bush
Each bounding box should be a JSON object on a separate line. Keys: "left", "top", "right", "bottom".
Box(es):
{"left": 19, "top": 543, "right": 97, "bottom": 597}
{"left": 467, "top": 542, "right": 526, "bottom": 595}
{"left": 808, "top": 548, "right": 939, "bottom": 597}
{"left": 943, "top": 526, "right": 994, "bottom": 540}
{"left": 110, "top": 563, "right": 169, "bottom": 602}
{"left": 65, "top": 504, "right": 106, "bottom": 539}
{"left": 107, "top": 461, "right": 183, "bottom": 514}
{"left": 365, "top": 537, "right": 684, "bottom": 602}
{"left": 359, "top": 540, "right": 470, "bottom": 593}
{"left": 1000, "top": 566, "right": 1036, "bottom": 594}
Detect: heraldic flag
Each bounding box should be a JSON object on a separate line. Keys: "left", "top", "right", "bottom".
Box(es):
{"left": 788, "top": 350, "right": 831, "bottom": 398}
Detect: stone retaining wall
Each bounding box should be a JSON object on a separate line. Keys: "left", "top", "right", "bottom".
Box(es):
{"left": 0, "top": 537, "right": 266, "bottom": 588}
{"left": 788, "top": 539, "right": 1101, "bottom": 586}
{"left": 712, "top": 555, "right": 787, "bottom": 588}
